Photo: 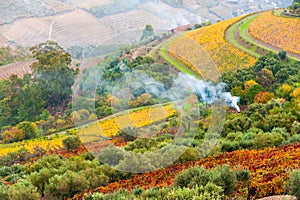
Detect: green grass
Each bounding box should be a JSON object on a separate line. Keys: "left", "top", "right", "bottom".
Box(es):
{"left": 227, "top": 19, "right": 261, "bottom": 58}
{"left": 228, "top": 12, "right": 300, "bottom": 63}
{"left": 273, "top": 9, "right": 283, "bottom": 17}
{"left": 159, "top": 40, "right": 198, "bottom": 76}
{"left": 240, "top": 14, "right": 300, "bottom": 63}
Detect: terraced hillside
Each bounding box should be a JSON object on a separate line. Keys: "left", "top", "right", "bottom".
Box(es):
{"left": 0, "top": 60, "right": 33, "bottom": 79}
{"left": 0, "top": 0, "right": 291, "bottom": 49}
{"left": 167, "top": 16, "right": 257, "bottom": 76}
{"left": 249, "top": 11, "right": 300, "bottom": 56}
{"left": 225, "top": 11, "right": 300, "bottom": 62}
{"left": 0, "top": 8, "right": 175, "bottom": 48}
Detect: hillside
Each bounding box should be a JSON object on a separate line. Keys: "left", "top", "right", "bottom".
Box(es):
{"left": 249, "top": 11, "right": 300, "bottom": 56}
{"left": 1, "top": 2, "right": 300, "bottom": 200}
{"left": 167, "top": 16, "right": 257, "bottom": 76}
{"left": 0, "top": 0, "right": 292, "bottom": 49}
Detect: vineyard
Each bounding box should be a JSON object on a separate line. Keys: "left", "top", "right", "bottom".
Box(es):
{"left": 79, "top": 143, "right": 300, "bottom": 199}
{"left": 249, "top": 11, "right": 300, "bottom": 56}
{"left": 0, "top": 136, "right": 65, "bottom": 157}
{"left": 167, "top": 16, "right": 257, "bottom": 76}
{"left": 79, "top": 104, "right": 177, "bottom": 143}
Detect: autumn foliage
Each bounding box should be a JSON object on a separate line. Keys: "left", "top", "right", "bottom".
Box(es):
{"left": 168, "top": 16, "right": 257, "bottom": 75}
{"left": 78, "top": 143, "right": 300, "bottom": 199}
{"left": 79, "top": 104, "right": 177, "bottom": 142}
{"left": 249, "top": 11, "right": 300, "bottom": 56}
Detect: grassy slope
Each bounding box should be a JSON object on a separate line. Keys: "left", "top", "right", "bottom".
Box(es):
{"left": 159, "top": 39, "right": 198, "bottom": 77}
{"left": 227, "top": 12, "right": 300, "bottom": 63}
{"left": 227, "top": 15, "right": 261, "bottom": 58}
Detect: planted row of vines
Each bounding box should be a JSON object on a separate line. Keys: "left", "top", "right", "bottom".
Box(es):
{"left": 0, "top": 136, "right": 65, "bottom": 156}
{"left": 79, "top": 104, "right": 177, "bottom": 142}
{"left": 249, "top": 11, "right": 300, "bottom": 56}
{"left": 79, "top": 143, "right": 300, "bottom": 199}
{"left": 167, "top": 16, "right": 257, "bottom": 76}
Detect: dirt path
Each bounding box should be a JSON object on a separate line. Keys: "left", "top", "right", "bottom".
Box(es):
{"left": 225, "top": 12, "right": 300, "bottom": 61}
{"left": 244, "top": 20, "right": 300, "bottom": 60}
{"left": 258, "top": 195, "right": 297, "bottom": 200}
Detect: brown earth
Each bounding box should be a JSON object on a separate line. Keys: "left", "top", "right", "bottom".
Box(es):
{"left": 258, "top": 195, "right": 297, "bottom": 200}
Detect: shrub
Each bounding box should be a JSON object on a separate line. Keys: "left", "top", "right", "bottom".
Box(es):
{"left": 17, "top": 121, "right": 38, "bottom": 140}
{"left": 45, "top": 171, "right": 89, "bottom": 199}
{"left": 174, "top": 166, "right": 238, "bottom": 195}
{"left": 253, "top": 132, "right": 284, "bottom": 149}
{"left": 288, "top": 134, "right": 300, "bottom": 143}
{"left": 209, "top": 166, "right": 238, "bottom": 195}
{"left": 8, "top": 181, "right": 40, "bottom": 200}
{"left": 178, "top": 147, "right": 199, "bottom": 162}
{"left": 2, "top": 127, "right": 24, "bottom": 143}
{"left": 63, "top": 136, "right": 81, "bottom": 151}
{"left": 221, "top": 140, "right": 240, "bottom": 152}
{"left": 98, "top": 145, "right": 124, "bottom": 166}
{"left": 0, "top": 184, "right": 8, "bottom": 200}
{"left": 286, "top": 169, "right": 300, "bottom": 199}
{"left": 0, "top": 166, "right": 11, "bottom": 177}
{"left": 173, "top": 167, "right": 210, "bottom": 188}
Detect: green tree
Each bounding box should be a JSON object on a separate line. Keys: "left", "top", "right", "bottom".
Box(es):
{"left": 244, "top": 84, "right": 264, "bottom": 104}
{"left": 62, "top": 136, "right": 81, "bottom": 151}
{"left": 17, "top": 121, "right": 38, "bottom": 140}
{"left": 141, "top": 24, "right": 154, "bottom": 41}
{"left": 278, "top": 50, "right": 287, "bottom": 60}
{"left": 45, "top": 171, "right": 89, "bottom": 199}
{"left": 29, "top": 168, "right": 54, "bottom": 196}
{"left": 30, "top": 41, "right": 78, "bottom": 108}
{"left": 257, "top": 68, "right": 276, "bottom": 88}
{"left": 40, "top": 109, "right": 50, "bottom": 120}
{"left": 0, "top": 184, "right": 9, "bottom": 200}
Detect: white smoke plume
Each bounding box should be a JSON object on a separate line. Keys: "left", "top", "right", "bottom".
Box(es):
{"left": 169, "top": 73, "right": 241, "bottom": 112}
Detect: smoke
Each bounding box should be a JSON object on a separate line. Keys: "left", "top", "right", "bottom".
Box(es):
{"left": 113, "top": 71, "right": 240, "bottom": 112}
{"left": 173, "top": 73, "right": 240, "bottom": 112}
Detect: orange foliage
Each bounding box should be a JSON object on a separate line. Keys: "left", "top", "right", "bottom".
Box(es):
{"left": 249, "top": 11, "right": 300, "bottom": 56}
{"left": 2, "top": 127, "right": 24, "bottom": 143}
{"left": 79, "top": 143, "right": 300, "bottom": 199}
{"left": 168, "top": 16, "right": 257, "bottom": 76}
{"left": 244, "top": 80, "right": 258, "bottom": 91}
{"left": 254, "top": 92, "right": 274, "bottom": 103}
{"left": 291, "top": 87, "right": 300, "bottom": 100}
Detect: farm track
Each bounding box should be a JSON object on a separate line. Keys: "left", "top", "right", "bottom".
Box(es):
{"left": 225, "top": 12, "right": 300, "bottom": 61}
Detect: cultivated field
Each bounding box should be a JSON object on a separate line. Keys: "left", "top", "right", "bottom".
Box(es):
{"left": 249, "top": 11, "right": 300, "bottom": 56}
{"left": 167, "top": 16, "right": 257, "bottom": 76}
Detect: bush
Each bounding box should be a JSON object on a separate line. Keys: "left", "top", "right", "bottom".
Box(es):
{"left": 17, "top": 121, "right": 38, "bottom": 140}
{"left": 45, "top": 171, "right": 89, "bottom": 199}
{"left": 98, "top": 145, "right": 124, "bottom": 166}
{"left": 173, "top": 167, "right": 210, "bottom": 188}
{"left": 0, "top": 166, "right": 11, "bottom": 177}
{"left": 174, "top": 166, "right": 238, "bottom": 195}
{"left": 2, "top": 127, "right": 24, "bottom": 143}
{"left": 278, "top": 50, "right": 287, "bottom": 60}
{"left": 209, "top": 166, "right": 238, "bottom": 195}
{"left": 0, "top": 184, "right": 9, "bottom": 200}
{"left": 63, "top": 136, "right": 81, "bottom": 151}
{"left": 288, "top": 134, "right": 300, "bottom": 143}
{"left": 8, "top": 181, "right": 40, "bottom": 200}
{"left": 221, "top": 140, "right": 240, "bottom": 152}
{"left": 178, "top": 147, "right": 199, "bottom": 162}
{"left": 286, "top": 169, "right": 300, "bottom": 199}
{"left": 253, "top": 132, "right": 284, "bottom": 149}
